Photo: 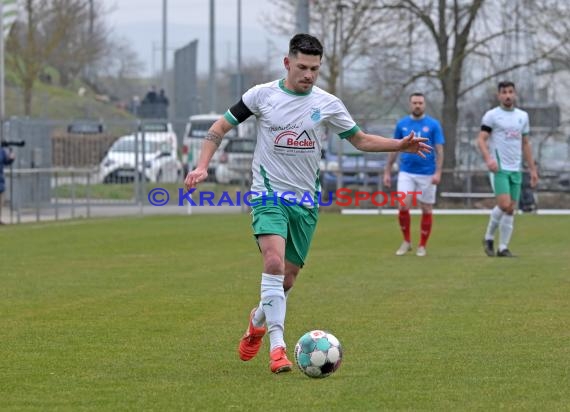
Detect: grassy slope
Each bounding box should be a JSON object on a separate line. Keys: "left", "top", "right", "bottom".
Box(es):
{"left": 5, "top": 82, "right": 134, "bottom": 120}
{"left": 0, "top": 214, "right": 568, "bottom": 411}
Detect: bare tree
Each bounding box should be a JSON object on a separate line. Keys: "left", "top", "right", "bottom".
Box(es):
{"left": 97, "top": 37, "right": 145, "bottom": 80}
{"left": 92, "top": 36, "right": 145, "bottom": 104}
{"left": 374, "top": 0, "right": 569, "bottom": 171}
{"left": 214, "top": 59, "right": 281, "bottom": 112}
{"left": 6, "top": 0, "right": 109, "bottom": 115}
{"left": 267, "top": 1, "right": 569, "bottom": 172}
{"left": 46, "top": 0, "right": 108, "bottom": 86}
{"left": 264, "top": 0, "right": 390, "bottom": 95}
{"left": 5, "top": 0, "right": 142, "bottom": 115}
{"left": 527, "top": 1, "right": 570, "bottom": 79}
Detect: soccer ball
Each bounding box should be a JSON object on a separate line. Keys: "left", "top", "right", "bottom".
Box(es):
{"left": 294, "top": 330, "right": 343, "bottom": 378}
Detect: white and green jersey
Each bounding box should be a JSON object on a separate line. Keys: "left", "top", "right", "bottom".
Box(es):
{"left": 481, "top": 106, "right": 530, "bottom": 172}
{"left": 224, "top": 79, "right": 360, "bottom": 206}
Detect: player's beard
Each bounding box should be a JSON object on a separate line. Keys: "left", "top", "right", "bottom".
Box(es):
{"left": 298, "top": 79, "right": 313, "bottom": 91}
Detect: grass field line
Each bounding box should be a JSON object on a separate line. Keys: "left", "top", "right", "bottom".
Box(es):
{"left": 342, "top": 208, "right": 570, "bottom": 215}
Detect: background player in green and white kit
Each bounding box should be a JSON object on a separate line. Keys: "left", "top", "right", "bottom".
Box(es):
{"left": 477, "top": 81, "right": 539, "bottom": 257}
{"left": 184, "top": 34, "right": 431, "bottom": 374}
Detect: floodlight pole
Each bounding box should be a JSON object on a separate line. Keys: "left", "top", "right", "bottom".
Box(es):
{"left": 162, "top": 0, "right": 168, "bottom": 91}
{"left": 237, "top": 0, "right": 242, "bottom": 101}
{"left": 336, "top": 2, "right": 347, "bottom": 192}
{"left": 209, "top": 0, "right": 217, "bottom": 112}
{"left": 296, "top": 0, "right": 310, "bottom": 34}
{"left": 337, "top": 2, "right": 347, "bottom": 100}
{"left": 0, "top": 0, "right": 5, "bottom": 136}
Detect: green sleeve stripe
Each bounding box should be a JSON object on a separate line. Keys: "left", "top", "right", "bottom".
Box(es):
{"left": 224, "top": 110, "right": 239, "bottom": 126}
{"left": 339, "top": 125, "right": 360, "bottom": 139}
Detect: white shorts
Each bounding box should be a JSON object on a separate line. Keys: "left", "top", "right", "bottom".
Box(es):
{"left": 397, "top": 171, "right": 437, "bottom": 205}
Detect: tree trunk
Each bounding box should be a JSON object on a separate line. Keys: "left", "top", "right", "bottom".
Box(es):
{"left": 441, "top": 91, "right": 459, "bottom": 172}
{"left": 440, "top": 74, "right": 461, "bottom": 191}
{"left": 24, "top": 78, "right": 34, "bottom": 116}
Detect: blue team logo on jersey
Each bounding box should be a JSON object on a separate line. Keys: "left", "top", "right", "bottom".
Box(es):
{"left": 310, "top": 107, "right": 321, "bottom": 122}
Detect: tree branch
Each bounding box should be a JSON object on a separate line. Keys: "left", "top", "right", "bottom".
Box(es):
{"left": 459, "top": 43, "right": 565, "bottom": 97}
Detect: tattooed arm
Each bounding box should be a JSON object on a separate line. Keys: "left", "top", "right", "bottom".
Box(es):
{"left": 184, "top": 117, "right": 235, "bottom": 190}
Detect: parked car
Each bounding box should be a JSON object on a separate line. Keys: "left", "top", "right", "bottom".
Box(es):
{"left": 181, "top": 114, "right": 257, "bottom": 179}
{"left": 215, "top": 137, "right": 256, "bottom": 184}
{"left": 99, "top": 133, "right": 182, "bottom": 184}
{"left": 67, "top": 119, "right": 105, "bottom": 134}
{"left": 181, "top": 114, "right": 236, "bottom": 178}
{"left": 140, "top": 120, "right": 176, "bottom": 135}
{"left": 320, "top": 136, "right": 390, "bottom": 195}
{"left": 138, "top": 120, "right": 179, "bottom": 152}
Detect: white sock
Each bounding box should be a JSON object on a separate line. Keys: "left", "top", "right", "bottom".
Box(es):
{"left": 252, "top": 303, "right": 265, "bottom": 328}
{"left": 252, "top": 287, "right": 292, "bottom": 328}
{"left": 259, "top": 273, "right": 286, "bottom": 351}
{"left": 499, "top": 214, "right": 514, "bottom": 251}
{"left": 485, "top": 206, "right": 504, "bottom": 240}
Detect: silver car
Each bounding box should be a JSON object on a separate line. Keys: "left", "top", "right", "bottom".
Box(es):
{"left": 215, "top": 137, "right": 256, "bottom": 184}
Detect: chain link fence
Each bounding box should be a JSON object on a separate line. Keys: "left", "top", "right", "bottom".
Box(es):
{"left": 2, "top": 119, "right": 569, "bottom": 224}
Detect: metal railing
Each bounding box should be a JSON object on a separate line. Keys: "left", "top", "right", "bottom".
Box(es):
{"left": 3, "top": 166, "right": 569, "bottom": 224}
{"left": 2, "top": 118, "right": 569, "bottom": 223}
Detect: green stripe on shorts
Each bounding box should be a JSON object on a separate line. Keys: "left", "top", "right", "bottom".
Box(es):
{"left": 491, "top": 170, "right": 522, "bottom": 201}
{"left": 251, "top": 197, "right": 318, "bottom": 267}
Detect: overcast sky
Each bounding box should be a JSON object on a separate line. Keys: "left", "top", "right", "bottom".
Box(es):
{"left": 102, "top": 0, "right": 290, "bottom": 76}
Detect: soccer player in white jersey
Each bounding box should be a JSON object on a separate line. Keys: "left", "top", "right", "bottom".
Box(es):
{"left": 478, "top": 81, "right": 538, "bottom": 257}
{"left": 184, "top": 34, "right": 431, "bottom": 374}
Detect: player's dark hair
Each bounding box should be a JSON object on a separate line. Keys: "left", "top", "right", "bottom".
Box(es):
{"left": 289, "top": 34, "right": 323, "bottom": 58}
{"left": 409, "top": 92, "right": 425, "bottom": 100}
{"left": 498, "top": 81, "right": 516, "bottom": 91}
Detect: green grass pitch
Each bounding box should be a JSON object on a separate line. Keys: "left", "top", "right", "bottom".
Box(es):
{"left": 1, "top": 214, "right": 569, "bottom": 411}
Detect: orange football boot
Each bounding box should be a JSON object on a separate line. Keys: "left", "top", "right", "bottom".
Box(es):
{"left": 269, "top": 346, "right": 292, "bottom": 374}
{"left": 238, "top": 307, "right": 266, "bottom": 361}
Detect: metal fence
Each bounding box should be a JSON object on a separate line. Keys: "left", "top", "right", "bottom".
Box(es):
{"left": 2, "top": 119, "right": 569, "bottom": 224}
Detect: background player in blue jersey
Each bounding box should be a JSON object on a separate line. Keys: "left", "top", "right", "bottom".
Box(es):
{"left": 383, "top": 93, "right": 445, "bottom": 257}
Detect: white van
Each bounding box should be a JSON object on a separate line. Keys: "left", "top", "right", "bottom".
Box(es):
{"left": 182, "top": 113, "right": 258, "bottom": 178}
{"left": 181, "top": 114, "right": 231, "bottom": 178}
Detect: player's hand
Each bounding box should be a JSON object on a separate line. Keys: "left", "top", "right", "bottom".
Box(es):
{"left": 383, "top": 170, "right": 392, "bottom": 188}
{"left": 399, "top": 131, "right": 432, "bottom": 159}
{"left": 184, "top": 167, "right": 208, "bottom": 191}
{"left": 431, "top": 171, "right": 442, "bottom": 185}
{"left": 530, "top": 169, "right": 539, "bottom": 188}
{"left": 486, "top": 159, "right": 498, "bottom": 172}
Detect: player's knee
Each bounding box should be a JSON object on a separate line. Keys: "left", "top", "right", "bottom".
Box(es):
{"left": 420, "top": 204, "right": 432, "bottom": 214}
{"left": 498, "top": 200, "right": 511, "bottom": 212}
{"left": 263, "top": 253, "right": 285, "bottom": 275}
